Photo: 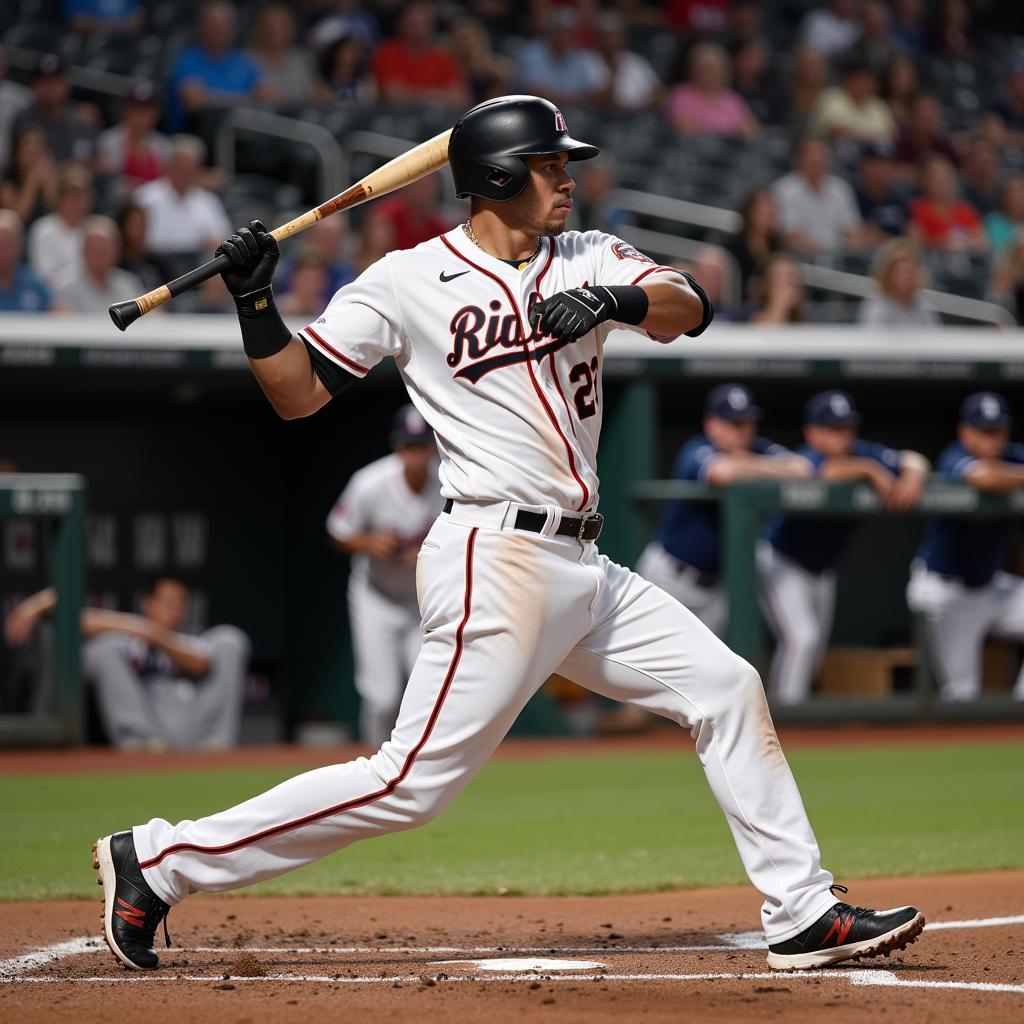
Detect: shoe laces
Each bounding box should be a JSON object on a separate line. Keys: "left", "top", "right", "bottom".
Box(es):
{"left": 829, "top": 883, "right": 874, "bottom": 919}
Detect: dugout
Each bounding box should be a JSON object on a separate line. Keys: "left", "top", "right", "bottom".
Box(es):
{"left": 3, "top": 317, "right": 1024, "bottom": 741}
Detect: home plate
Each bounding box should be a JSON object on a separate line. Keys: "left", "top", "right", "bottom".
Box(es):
{"left": 432, "top": 957, "right": 607, "bottom": 972}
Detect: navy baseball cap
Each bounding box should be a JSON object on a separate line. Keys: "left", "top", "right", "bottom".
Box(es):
{"left": 390, "top": 404, "right": 434, "bottom": 446}
{"left": 860, "top": 139, "right": 895, "bottom": 162}
{"left": 960, "top": 391, "right": 1012, "bottom": 430}
{"left": 804, "top": 389, "right": 861, "bottom": 427}
{"left": 705, "top": 383, "right": 763, "bottom": 422}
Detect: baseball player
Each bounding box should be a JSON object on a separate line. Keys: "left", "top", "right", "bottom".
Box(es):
{"left": 327, "top": 404, "right": 442, "bottom": 748}
{"left": 759, "top": 390, "right": 930, "bottom": 704}
{"left": 94, "top": 96, "right": 922, "bottom": 973}
{"left": 907, "top": 391, "right": 1024, "bottom": 701}
{"left": 636, "top": 383, "right": 812, "bottom": 636}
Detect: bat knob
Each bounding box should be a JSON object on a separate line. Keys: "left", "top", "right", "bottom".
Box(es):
{"left": 108, "top": 299, "right": 141, "bottom": 332}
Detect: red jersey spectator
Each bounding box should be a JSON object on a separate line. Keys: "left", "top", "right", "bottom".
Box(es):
{"left": 664, "top": 0, "right": 732, "bottom": 37}
{"left": 909, "top": 155, "right": 986, "bottom": 252}
{"left": 894, "top": 94, "right": 960, "bottom": 178}
{"left": 96, "top": 83, "right": 168, "bottom": 193}
{"left": 372, "top": 2, "right": 467, "bottom": 107}
{"left": 373, "top": 174, "right": 449, "bottom": 251}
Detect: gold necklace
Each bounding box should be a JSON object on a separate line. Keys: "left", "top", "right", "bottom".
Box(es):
{"left": 463, "top": 220, "right": 542, "bottom": 270}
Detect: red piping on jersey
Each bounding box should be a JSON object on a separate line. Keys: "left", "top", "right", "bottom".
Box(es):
{"left": 139, "top": 528, "right": 479, "bottom": 872}
{"left": 302, "top": 325, "right": 369, "bottom": 376}
{"left": 440, "top": 233, "right": 590, "bottom": 511}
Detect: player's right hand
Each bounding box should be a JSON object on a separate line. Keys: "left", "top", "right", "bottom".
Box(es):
{"left": 364, "top": 530, "right": 402, "bottom": 559}
{"left": 216, "top": 219, "right": 280, "bottom": 296}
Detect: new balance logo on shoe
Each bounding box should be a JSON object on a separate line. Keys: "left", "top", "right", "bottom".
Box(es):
{"left": 114, "top": 896, "right": 146, "bottom": 928}
{"left": 821, "top": 913, "right": 855, "bottom": 946}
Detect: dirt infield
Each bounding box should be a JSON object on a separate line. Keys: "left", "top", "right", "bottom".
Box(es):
{"left": 1, "top": 871, "right": 1021, "bottom": 1023}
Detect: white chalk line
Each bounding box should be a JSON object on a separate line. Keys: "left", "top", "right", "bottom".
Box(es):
{"left": 0, "top": 937, "right": 103, "bottom": 977}
{"left": 2, "top": 970, "right": 1023, "bottom": 994}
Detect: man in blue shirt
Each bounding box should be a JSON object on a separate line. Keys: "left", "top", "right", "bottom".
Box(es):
{"left": 907, "top": 392, "right": 1024, "bottom": 701}
{"left": 165, "top": 2, "right": 262, "bottom": 133}
{"left": 759, "top": 390, "right": 929, "bottom": 704}
{"left": 636, "top": 383, "right": 811, "bottom": 636}
{"left": 0, "top": 210, "right": 51, "bottom": 312}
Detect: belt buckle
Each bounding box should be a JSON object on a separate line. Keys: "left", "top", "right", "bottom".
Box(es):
{"left": 577, "top": 512, "right": 604, "bottom": 541}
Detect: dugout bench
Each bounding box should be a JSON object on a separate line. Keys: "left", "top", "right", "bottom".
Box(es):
{"left": 631, "top": 478, "right": 1024, "bottom": 723}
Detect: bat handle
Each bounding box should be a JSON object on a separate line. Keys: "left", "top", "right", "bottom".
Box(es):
{"left": 108, "top": 251, "right": 234, "bottom": 331}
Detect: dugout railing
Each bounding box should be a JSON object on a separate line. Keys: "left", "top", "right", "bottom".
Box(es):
{"left": 0, "top": 474, "right": 86, "bottom": 746}
{"left": 632, "top": 477, "right": 1024, "bottom": 723}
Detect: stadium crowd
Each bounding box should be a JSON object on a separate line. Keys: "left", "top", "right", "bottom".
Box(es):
{"left": 0, "top": 0, "right": 1023, "bottom": 323}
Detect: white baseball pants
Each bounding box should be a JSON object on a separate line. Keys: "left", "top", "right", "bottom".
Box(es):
{"left": 757, "top": 541, "right": 837, "bottom": 705}
{"left": 635, "top": 540, "right": 727, "bottom": 637}
{"left": 907, "top": 562, "right": 1024, "bottom": 700}
{"left": 348, "top": 575, "right": 422, "bottom": 749}
{"left": 133, "top": 503, "right": 838, "bottom": 942}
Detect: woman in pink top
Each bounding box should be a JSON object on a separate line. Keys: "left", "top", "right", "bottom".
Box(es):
{"left": 667, "top": 43, "right": 760, "bottom": 138}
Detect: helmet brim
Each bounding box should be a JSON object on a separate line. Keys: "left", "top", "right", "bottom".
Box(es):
{"left": 510, "top": 139, "right": 600, "bottom": 161}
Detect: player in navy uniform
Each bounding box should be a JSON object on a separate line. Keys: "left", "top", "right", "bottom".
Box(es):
{"left": 759, "top": 391, "right": 929, "bottom": 704}
{"left": 907, "top": 392, "right": 1024, "bottom": 701}
{"left": 637, "top": 383, "right": 811, "bottom": 635}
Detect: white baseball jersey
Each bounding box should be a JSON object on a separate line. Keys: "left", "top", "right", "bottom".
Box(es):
{"left": 326, "top": 453, "right": 443, "bottom": 603}
{"left": 298, "top": 228, "right": 680, "bottom": 513}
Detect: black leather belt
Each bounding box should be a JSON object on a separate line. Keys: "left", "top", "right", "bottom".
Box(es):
{"left": 442, "top": 499, "right": 604, "bottom": 541}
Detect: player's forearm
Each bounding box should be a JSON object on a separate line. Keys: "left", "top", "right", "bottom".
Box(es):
{"left": 248, "top": 337, "right": 331, "bottom": 420}
{"left": 142, "top": 625, "right": 212, "bottom": 679}
{"left": 707, "top": 454, "right": 811, "bottom": 485}
{"left": 819, "top": 457, "right": 887, "bottom": 483}
{"left": 640, "top": 276, "right": 710, "bottom": 338}
{"left": 965, "top": 461, "right": 1024, "bottom": 492}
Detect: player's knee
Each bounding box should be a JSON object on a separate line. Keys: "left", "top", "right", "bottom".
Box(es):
{"left": 710, "top": 655, "right": 764, "bottom": 703}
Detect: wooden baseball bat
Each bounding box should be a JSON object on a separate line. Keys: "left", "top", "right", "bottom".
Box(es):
{"left": 108, "top": 128, "right": 453, "bottom": 332}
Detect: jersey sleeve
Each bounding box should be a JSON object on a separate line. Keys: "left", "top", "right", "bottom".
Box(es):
{"left": 800, "top": 445, "right": 828, "bottom": 474}
{"left": 1004, "top": 443, "right": 1024, "bottom": 465}
{"left": 297, "top": 255, "right": 405, "bottom": 382}
{"left": 674, "top": 440, "right": 720, "bottom": 482}
{"left": 752, "top": 437, "right": 793, "bottom": 460}
{"left": 857, "top": 439, "right": 902, "bottom": 473}
{"left": 938, "top": 443, "right": 976, "bottom": 479}
{"left": 326, "top": 472, "right": 373, "bottom": 542}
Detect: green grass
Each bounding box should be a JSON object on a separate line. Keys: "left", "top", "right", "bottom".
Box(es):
{"left": 2, "top": 741, "right": 1022, "bottom": 900}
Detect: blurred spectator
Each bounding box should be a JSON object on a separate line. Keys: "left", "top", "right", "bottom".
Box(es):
{"left": 880, "top": 54, "right": 920, "bottom": 129}
{"left": 788, "top": 44, "right": 829, "bottom": 127}
{"left": 278, "top": 249, "right": 331, "bottom": 316}
{"left": 749, "top": 253, "right": 808, "bottom": 324}
{"left": 772, "top": 137, "right": 863, "bottom": 252}
{"left": 583, "top": 13, "right": 662, "bottom": 113}
{"left": 858, "top": 238, "right": 938, "bottom": 326}
{"left": 726, "top": 2, "right": 763, "bottom": 49}
{"left": 279, "top": 215, "right": 356, "bottom": 295}
{"left": 194, "top": 273, "right": 235, "bottom": 313}
{"left": 854, "top": 1, "right": 903, "bottom": 73}
{"left": 725, "top": 187, "right": 784, "bottom": 304}
{"left": 890, "top": 0, "right": 927, "bottom": 53}
{"left": 134, "top": 136, "right": 231, "bottom": 256}
{"left": 317, "top": 34, "right": 376, "bottom": 104}
{"left": 928, "top": 0, "right": 977, "bottom": 58}
{"left": 355, "top": 212, "right": 396, "bottom": 273}
{"left": 448, "top": 17, "right": 512, "bottom": 105}
{"left": 63, "top": 0, "right": 142, "bottom": 33}
{"left": 116, "top": 202, "right": 171, "bottom": 293}
{"left": 985, "top": 174, "right": 1024, "bottom": 252}
{"left": 732, "top": 38, "right": 785, "bottom": 126}
{"left": 809, "top": 56, "right": 896, "bottom": 142}
{"left": 96, "top": 83, "right": 168, "bottom": 193}
{"left": 246, "top": 3, "right": 316, "bottom": 108}
{"left": 894, "top": 93, "right": 960, "bottom": 175}
{"left": 0, "top": 47, "right": 31, "bottom": 174}
{"left": 309, "top": 0, "right": 380, "bottom": 49}
{"left": 372, "top": 2, "right": 467, "bottom": 107}
{"left": 573, "top": 158, "right": 626, "bottom": 232}
{"left": 666, "top": 42, "right": 759, "bottom": 138}
{"left": 1, "top": 128, "right": 59, "bottom": 225}
{"left": 908, "top": 154, "right": 986, "bottom": 252}
{"left": 960, "top": 135, "right": 1002, "bottom": 216}
{"left": 663, "top": 0, "right": 733, "bottom": 37}
{"left": 53, "top": 215, "right": 144, "bottom": 313}
{"left": 517, "top": 9, "right": 600, "bottom": 108}
{"left": 165, "top": 2, "right": 263, "bottom": 133}
{"left": 12, "top": 55, "right": 96, "bottom": 167}
{"left": 374, "top": 174, "right": 449, "bottom": 250}
{"left": 855, "top": 140, "right": 909, "bottom": 241}
{"left": 686, "top": 244, "right": 739, "bottom": 320}
{"left": 27, "top": 165, "right": 93, "bottom": 290}
{"left": 0, "top": 209, "right": 51, "bottom": 313}
{"left": 984, "top": 56, "right": 1024, "bottom": 146}
{"left": 989, "top": 228, "right": 1024, "bottom": 323}
{"left": 800, "top": 0, "right": 861, "bottom": 57}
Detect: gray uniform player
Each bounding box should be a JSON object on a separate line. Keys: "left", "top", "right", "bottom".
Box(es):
{"left": 327, "top": 405, "right": 442, "bottom": 747}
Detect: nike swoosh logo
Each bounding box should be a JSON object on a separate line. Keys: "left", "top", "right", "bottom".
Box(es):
{"left": 440, "top": 270, "right": 470, "bottom": 283}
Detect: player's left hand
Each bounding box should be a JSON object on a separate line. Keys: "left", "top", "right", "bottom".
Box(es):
{"left": 530, "top": 286, "right": 617, "bottom": 342}
{"left": 887, "top": 471, "right": 926, "bottom": 511}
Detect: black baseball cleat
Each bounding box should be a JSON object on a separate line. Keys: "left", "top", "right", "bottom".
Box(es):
{"left": 92, "top": 831, "right": 171, "bottom": 970}
{"left": 767, "top": 886, "right": 925, "bottom": 970}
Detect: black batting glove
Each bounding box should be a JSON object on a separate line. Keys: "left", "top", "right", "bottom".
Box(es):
{"left": 530, "top": 285, "right": 618, "bottom": 342}
{"left": 216, "top": 220, "right": 279, "bottom": 297}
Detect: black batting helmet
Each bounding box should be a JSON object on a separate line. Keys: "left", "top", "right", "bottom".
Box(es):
{"left": 448, "top": 95, "right": 600, "bottom": 202}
